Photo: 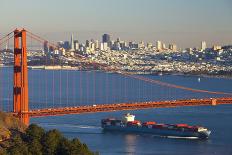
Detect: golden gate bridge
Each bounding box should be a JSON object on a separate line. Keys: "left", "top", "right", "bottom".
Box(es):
{"left": 0, "top": 28, "right": 232, "bottom": 126}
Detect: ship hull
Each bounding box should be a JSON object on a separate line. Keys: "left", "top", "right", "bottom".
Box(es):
{"left": 102, "top": 125, "right": 210, "bottom": 139}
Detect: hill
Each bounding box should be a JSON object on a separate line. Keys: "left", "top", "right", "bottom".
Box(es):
{"left": 0, "top": 112, "right": 27, "bottom": 142}
{"left": 0, "top": 111, "right": 97, "bottom": 155}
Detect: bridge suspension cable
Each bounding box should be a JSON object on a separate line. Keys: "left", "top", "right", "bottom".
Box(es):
{"left": 123, "top": 73, "right": 232, "bottom": 96}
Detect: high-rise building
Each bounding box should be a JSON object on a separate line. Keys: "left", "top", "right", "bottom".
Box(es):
{"left": 86, "top": 40, "right": 90, "bottom": 48}
{"left": 162, "top": 43, "right": 166, "bottom": 50}
{"left": 44, "top": 41, "right": 49, "bottom": 54}
{"left": 156, "top": 41, "right": 162, "bottom": 51}
{"left": 147, "top": 43, "right": 153, "bottom": 49}
{"left": 90, "top": 42, "right": 95, "bottom": 51}
{"left": 102, "top": 34, "right": 111, "bottom": 44}
{"left": 201, "top": 41, "right": 207, "bottom": 51}
{"left": 94, "top": 40, "right": 99, "bottom": 49}
{"left": 169, "top": 44, "right": 177, "bottom": 51}
{"left": 139, "top": 41, "right": 145, "bottom": 49}
{"left": 74, "top": 40, "right": 79, "bottom": 51}
{"left": 44, "top": 41, "right": 50, "bottom": 58}
{"left": 70, "top": 34, "right": 74, "bottom": 51}
{"left": 63, "top": 41, "right": 70, "bottom": 50}
{"left": 120, "top": 41, "right": 127, "bottom": 50}
{"left": 100, "top": 42, "right": 108, "bottom": 51}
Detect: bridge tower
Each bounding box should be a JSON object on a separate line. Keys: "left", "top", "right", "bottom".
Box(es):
{"left": 13, "top": 29, "right": 29, "bottom": 125}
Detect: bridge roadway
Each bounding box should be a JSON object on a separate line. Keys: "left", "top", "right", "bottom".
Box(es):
{"left": 19, "top": 97, "right": 232, "bottom": 118}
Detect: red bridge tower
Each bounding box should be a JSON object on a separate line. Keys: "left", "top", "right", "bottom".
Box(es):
{"left": 13, "top": 29, "right": 29, "bottom": 125}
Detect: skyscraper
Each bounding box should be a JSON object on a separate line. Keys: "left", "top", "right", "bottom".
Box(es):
{"left": 201, "top": 41, "right": 207, "bottom": 51}
{"left": 86, "top": 40, "right": 90, "bottom": 48}
{"left": 44, "top": 41, "right": 50, "bottom": 58}
{"left": 169, "top": 44, "right": 177, "bottom": 51}
{"left": 44, "top": 41, "right": 49, "bottom": 54}
{"left": 156, "top": 41, "right": 162, "bottom": 51}
{"left": 74, "top": 40, "right": 79, "bottom": 51}
{"left": 94, "top": 40, "right": 99, "bottom": 49}
{"left": 102, "top": 34, "right": 111, "bottom": 44}
{"left": 70, "top": 34, "right": 74, "bottom": 51}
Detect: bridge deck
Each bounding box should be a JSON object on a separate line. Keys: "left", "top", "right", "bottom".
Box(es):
{"left": 15, "top": 97, "right": 232, "bottom": 118}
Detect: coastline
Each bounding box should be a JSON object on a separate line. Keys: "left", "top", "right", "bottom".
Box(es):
{"left": 1, "top": 65, "right": 232, "bottom": 79}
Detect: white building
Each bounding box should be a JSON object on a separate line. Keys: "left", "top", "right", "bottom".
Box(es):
{"left": 201, "top": 41, "right": 207, "bottom": 51}
{"left": 70, "top": 34, "right": 75, "bottom": 51}
{"left": 74, "top": 40, "right": 79, "bottom": 51}
{"left": 169, "top": 44, "right": 177, "bottom": 51}
{"left": 156, "top": 41, "right": 162, "bottom": 51}
{"left": 100, "top": 42, "right": 108, "bottom": 51}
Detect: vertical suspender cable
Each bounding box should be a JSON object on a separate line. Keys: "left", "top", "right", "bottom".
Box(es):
{"left": 45, "top": 44, "right": 48, "bottom": 108}
{"left": 52, "top": 53, "right": 55, "bottom": 108}
{"left": 59, "top": 54, "right": 62, "bottom": 107}
{"left": 66, "top": 69, "right": 68, "bottom": 107}
{"left": 72, "top": 70, "right": 75, "bottom": 107}
{"left": 7, "top": 35, "right": 10, "bottom": 112}
{"left": 93, "top": 70, "right": 95, "bottom": 105}
{"left": 80, "top": 67, "right": 82, "bottom": 106}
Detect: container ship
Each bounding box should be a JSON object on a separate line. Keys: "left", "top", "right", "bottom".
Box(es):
{"left": 101, "top": 113, "right": 211, "bottom": 139}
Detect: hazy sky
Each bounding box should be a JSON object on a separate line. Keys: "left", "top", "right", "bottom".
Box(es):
{"left": 1, "top": 0, "right": 232, "bottom": 48}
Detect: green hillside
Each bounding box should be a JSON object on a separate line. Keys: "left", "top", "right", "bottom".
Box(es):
{"left": 0, "top": 111, "right": 98, "bottom": 155}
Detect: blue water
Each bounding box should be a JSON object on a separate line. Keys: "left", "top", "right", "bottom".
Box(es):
{"left": 0, "top": 67, "right": 232, "bottom": 155}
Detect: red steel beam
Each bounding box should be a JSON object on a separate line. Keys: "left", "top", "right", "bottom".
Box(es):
{"left": 16, "top": 97, "right": 232, "bottom": 118}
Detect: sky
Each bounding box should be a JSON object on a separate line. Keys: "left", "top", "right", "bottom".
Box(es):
{"left": 1, "top": 0, "right": 232, "bottom": 48}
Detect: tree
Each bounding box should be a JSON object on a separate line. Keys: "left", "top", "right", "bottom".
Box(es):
{"left": 42, "top": 129, "right": 63, "bottom": 155}
{"left": 3, "top": 123, "right": 95, "bottom": 155}
{"left": 69, "top": 138, "right": 94, "bottom": 155}
{"left": 25, "top": 124, "right": 45, "bottom": 141}
{"left": 55, "top": 138, "right": 71, "bottom": 155}
{"left": 7, "top": 134, "right": 30, "bottom": 155}
{"left": 28, "top": 139, "right": 43, "bottom": 155}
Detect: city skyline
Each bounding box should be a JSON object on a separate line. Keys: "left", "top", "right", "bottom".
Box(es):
{"left": 1, "top": 0, "right": 232, "bottom": 48}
